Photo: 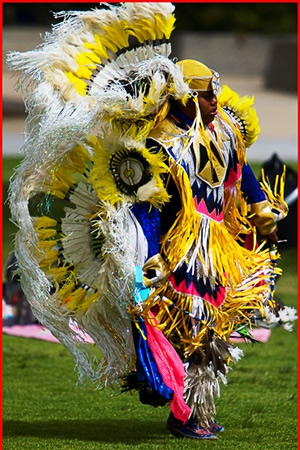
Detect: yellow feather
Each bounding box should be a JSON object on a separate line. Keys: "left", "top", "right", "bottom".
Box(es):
{"left": 76, "top": 66, "right": 93, "bottom": 80}
{"left": 44, "top": 143, "right": 90, "bottom": 198}
{"left": 103, "top": 21, "right": 129, "bottom": 49}
{"left": 131, "top": 18, "right": 156, "bottom": 42}
{"left": 92, "top": 35, "right": 110, "bottom": 59}
{"left": 47, "top": 266, "right": 69, "bottom": 284}
{"left": 154, "top": 14, "right": 172, "bottom": 39}
{"left": 65, "top": 71, "right": 87, "bottom": 96}
{"left": 34, "top": 216, "right": 57, "bottom": 229}
{"left": 218, "top": 85, "right": 261, "bottom": 147}
{"left": 58, "top": 282, "right": 76, "bottom": 303}
{"left": 62, "top": 144, "right": 91, "bottom": 174}
{"left": 36, "top": 229, "right": 57, "bottom": 240}
{"left": 38, "top": 240, "right": 57, "bottom": 252}
{"left": 65, "top": 287, "right": 87, "bottom": 311}
{"left": 76, "top": 52, "right": 97, "bottom": 68}
{"left": 81, "top": 46, "right": 101, "bottom": 64}
{"left": 39, "top": 249, "right": 59, "bottom": 268}
{"left": 156, "top": 14, "right": 176, "bottom": 39}
{"left": 95, "top": 35, "right": 118, "bottom": 54}
{"left": 79, "top": 291, "right": 99, "bottom": 311}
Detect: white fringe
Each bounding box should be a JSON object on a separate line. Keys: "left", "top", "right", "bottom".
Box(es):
{"left": 184, "top": 361, "right": 224, "bottom": 427}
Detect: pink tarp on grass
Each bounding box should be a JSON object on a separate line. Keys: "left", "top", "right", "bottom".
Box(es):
{"left": 2, "top": 323, "right": 271, "bottom": 344}
{"left": 2, "top": 322, "right": 94, "bottom": 343}
{"left": 230, "top": 328, "right": 271, "bottom": 343}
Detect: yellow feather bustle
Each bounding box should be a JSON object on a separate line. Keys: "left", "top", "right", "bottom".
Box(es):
{"left": 58, "top": 8, "right": 176, "bottom": 98}
{"left": 88, "top": 132, "right": 171, "bottom": 210}
{"left": 43, "top": 144, "right": 91, "bottom": 198}
{"left": 218, "top": 85, "right": 261, "bottom": 148}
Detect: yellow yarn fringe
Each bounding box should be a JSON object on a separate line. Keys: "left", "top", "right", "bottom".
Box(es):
{"left": 130, "top": 266, "right": 272, "bottom": 358}
{"left": 161, "top": 161, "right": 266, "bottom": 287}
{"left": 223, "top": 179, "right": 254, "bottom": 239}
{"left": 260, "top": 166, "right": 288, "bottom": 217}
{"left": 128, "top": 152, "right": 281, "bottom": 356}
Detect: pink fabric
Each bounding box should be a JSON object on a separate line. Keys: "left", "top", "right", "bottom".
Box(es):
{"left": 224, "top": 163, "right": 241, "bottom": 188}
{"left": 3, "top": 324, "right": 60, "bottom": 342}
{"left": 2, "top": 322, "right": 94, "bottom": 344}
{"left": 194, "top": 197, "right": 224, "bottom": 222}
{"left": 169, "top": 273, "right": 226, "bottom": 308}
{"left": 145, "top": 314, "right": 191, "bottom": 423}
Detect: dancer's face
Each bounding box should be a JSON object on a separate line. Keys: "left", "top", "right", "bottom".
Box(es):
{"left": 197, "top": 91, "right": 218, "bottom": 125}
{"left": 178, "top": 90, "right": 218, "bottom": 125}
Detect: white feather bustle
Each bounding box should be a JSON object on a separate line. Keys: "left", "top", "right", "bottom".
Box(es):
{"left": 6, "top": 3, "right": 191, "bottom": 388}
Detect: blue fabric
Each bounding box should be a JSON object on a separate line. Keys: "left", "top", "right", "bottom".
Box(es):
{"left": 132, "top": 269, "right": 172, "bottom": 402}
{"left": 131, "top": 203, "right": 161, "bottom": 258}
{"left": 135, "top": 319, "right": 173, "bottom": 400}
{"left": 134, "top": 266, "right": 151, "bottom": 303}
{"left": 241, "top": 164, "right": 266, "bottom": 204}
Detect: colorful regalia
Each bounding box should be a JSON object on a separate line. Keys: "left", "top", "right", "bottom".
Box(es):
{"left": 7, "top": 2, "right": 296, "bottom": 430}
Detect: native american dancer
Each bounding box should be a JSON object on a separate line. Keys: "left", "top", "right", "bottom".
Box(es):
{"left": 8, "top": 3, "right": 296, "bottom": 440}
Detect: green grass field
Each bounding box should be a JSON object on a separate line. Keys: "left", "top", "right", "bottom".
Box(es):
{"left": 3, "top": 157, "right": 298, "bottom": 449}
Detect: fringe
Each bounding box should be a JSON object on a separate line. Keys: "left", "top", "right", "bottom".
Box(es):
{"left": 260, "top": 166, "right": 288, "bottom": 220}
{"left": 183, "top": 362, "right": 223, "bottom": 427}
{"left": 130, "top": 262, "right": 271, "bottom": 360}
{"left": 160, "top": 162, "right": 268, "bottom": 288}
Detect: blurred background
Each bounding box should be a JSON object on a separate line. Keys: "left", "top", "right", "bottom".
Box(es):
{"left": 3, "top": 2, "right": 297, "bottom": 162}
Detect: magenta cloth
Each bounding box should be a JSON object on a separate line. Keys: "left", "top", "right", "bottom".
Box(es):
{"left": 144, "top": 314, "right": 191, "bottom": 423}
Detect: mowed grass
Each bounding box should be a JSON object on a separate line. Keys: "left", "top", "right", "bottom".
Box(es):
{"left": 3, "top": 157, "right": 298, "bottom": 449}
